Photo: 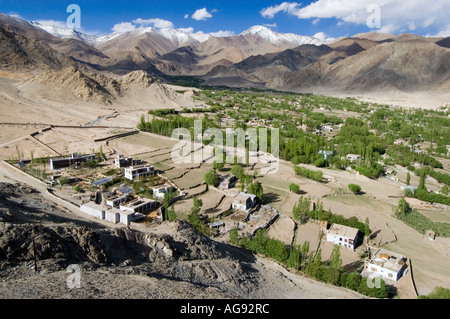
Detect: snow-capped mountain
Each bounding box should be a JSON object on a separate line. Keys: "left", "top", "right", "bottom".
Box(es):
{"left": 241, "top": 25, "right": 323, "bottom": 47}
{"left": 132, "top": 27, "right": 210, "bottom": 46}
{"left": 30, "top": 21, "right": 102, "bottom": 46}
{"left": 28, "top": 19, "right": 324, "bottom": 49}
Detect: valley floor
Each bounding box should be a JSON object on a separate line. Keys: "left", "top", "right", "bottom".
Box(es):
{"left": 0, "top": 75, "right": 449, "bottom": 299}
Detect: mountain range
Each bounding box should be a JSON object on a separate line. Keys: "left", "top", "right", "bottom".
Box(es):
{"left": 1, "top": 12, "right": 450, "bottom": 103}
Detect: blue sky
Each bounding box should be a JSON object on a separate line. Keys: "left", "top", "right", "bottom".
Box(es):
{"left": 1, "top": 0, "right": 449, "bottom": 39}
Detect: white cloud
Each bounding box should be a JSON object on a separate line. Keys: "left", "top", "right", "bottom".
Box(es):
{"left": 423, "top": 18, "right": 435, "bottom": 28}
{"left": 192, "top": 8, "right": 213, "bottom": 21}
{"left": 378, "top": 23, "right": 400, "bottom": 35}
{"left": 313, "top": 32, "right": 335, "bottom": 42}
{"left": 434, "top": 25, "right": 450, "bottom": 37}
{"left": 312, "top": 18, "right": 321, "bottom": 25}
{"left": 184, "top": 14, "right": 189, "bottom": 19}
{"left": 133, "top": 18, "right": 174, "bottom": 29}
{"left": 260, "top": 1, "right": 450, "bottom": 35}
{"left": 407, "top": 21, "right": 416, "bottom": 31}
{"left": 112, "top": 22, "right": 136, "bottom": 33}
{"left": 263, "top": 23, "right": 278, "bottom": 28}
{"left": 178, "top": 27, "right": 195, "bottom": 34}
{"left": 260, "top": 2, "right": 300, "bottom": 19}
{"left": 209, "top": 30, "right": 235, "bottom": 37}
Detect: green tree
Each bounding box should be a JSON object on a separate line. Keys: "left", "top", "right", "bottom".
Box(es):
{"left": 229, "top": 228, "right": 239, "bottom": 245}
{"left": 329, "top": 245, "right": 343, "bottom": 271}
{"left": 189, "top": 197, "right": 209, "bottom": 235}
{"left": 395, "top": 198, "right": 412, "bottom": 218}
{"left": 293, "top": 197, "right": 311, "bottom": 223}
{"left": 345, "top": 272, "right": 362, "bottom": 291}
{"left": 301, "top": 241, "right": 310, "bottom": 268}
{"left": 406, "top": 172, "right": 411, "bottom": 185}
{"left": 248, "top": 181, "right": 264, "bottom": 201}
{"left": 231, "top": 164, "right": 245, "bottom": 180}
{"left": 442, "top": 185, "right": 449, "bottom": 196}
{"left": 305, "top": 248, "right": 322, "bottom": 278}
{"left": 418, "top": 168, "right": 427, "bottom": 191}
{"left": 289, "top": 183, "right": 300, "bottom": 194}
{"left": 204, "top": 170, "right": 219, "bottom": 187}
{"left": 348, "top": 184, "right": 362, "bottom": 194}
{"left": 364, "top": 217, "right": 371, "bottom": 237}
{"left": 99, "top": 146, "right": 104, "bottom": 161}
{"left": 288, "top": 245, "right": 301, "bottom": 270}
{"left": 213, "top": 160, "right": 225, "bottom": 171}
{"left": 167, "top": 206, "right": 177, "bottom": 221}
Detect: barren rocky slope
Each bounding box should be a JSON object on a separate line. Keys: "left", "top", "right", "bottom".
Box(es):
{"left": 0, "top": 182, "right": 363, "bottom": 299}
{"left": 281, "top": 39, "right": 450, "bottom": 92}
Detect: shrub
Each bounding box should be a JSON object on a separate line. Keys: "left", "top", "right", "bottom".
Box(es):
{"left": 314, "top": 158, "right": 326, "bottom": 167}
{"left": 294, "top": 166, "right": 323, "bottom": 182}
{"left": 229, "top": 228, "right": 239, "bottom": 245}
{"left": 418, "top": 287, "right": 450, "bottom": 299}
{"left": 204, "top": 170, "right": 219, "bottom": 187}
{"left": 289, "top": 183, "right": 300, "bottom": 194}
{"left": 348, "top": 184, "right": 362, "bottom": 194}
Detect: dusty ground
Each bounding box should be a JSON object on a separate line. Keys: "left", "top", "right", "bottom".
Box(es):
{"left": 318, "top": 89, "right": 450, "bottom": 110}
{"left": 0, "top": 179, "right": 365, "bottom": 300}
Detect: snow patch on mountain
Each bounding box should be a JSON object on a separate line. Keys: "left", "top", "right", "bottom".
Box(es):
{"left": 241, "top": 25, "right": 323, "bottom": 46}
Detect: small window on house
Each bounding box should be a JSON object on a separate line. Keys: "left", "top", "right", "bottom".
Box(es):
{"left": 345, "top": 239, "right": 348, "bottom": 243}
{"left": 339, "top": 238, "right": 342, "bottom": 241}
{"left": 388, "top": 273, "right": 393, "bottom": 278}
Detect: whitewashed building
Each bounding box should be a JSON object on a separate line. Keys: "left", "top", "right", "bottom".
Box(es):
{"left": 105, "top": 194, "right": 129, "bottom": 208}
{"left": 232, "top": 193, "right": 257, "bottom": 212}
{"left": 153, "top": 186, "right": 174, "bottom": 199}
{"left": 364, "top": 249, "right": 407, "bottom": 282}
{"left": 326, "top": 224, "right": 360, "bottom": 250}
{"left": 105, "top": 208, "right": 121, "bottom": 224}
{"left": 80, "top": 202, "right": 105, "bottom": 220}
{"left": 124, "top": 165, "right": 155, "bottom": 181}
{"left": 120, "top": 198, "right": 158, "bottom": 214}
{"left": 346, "top": 154, "right": 362, "bottom": 163}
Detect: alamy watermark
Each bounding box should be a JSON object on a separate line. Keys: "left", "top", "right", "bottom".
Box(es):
{"left": 171, "top": 120, "right": 280, "bottom": 175}
{"left": 66, "top": 264, "right": 81, "bottom": 289}
{"left": 367, "top": 4, "right": 382, "bottom": 29}
{"left": 66, "top": 4, "right": 81, "bottom": 29}
{"left": 366, "top": 273, "right": 382, "bottom": 289}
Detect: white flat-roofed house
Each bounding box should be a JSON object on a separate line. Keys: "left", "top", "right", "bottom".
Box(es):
{"left": 118, "top": 198, "right": 154, "bottom": 225}
{"left": 326, "top": 224, "right": 360, "bottom": 250}
{"left": 115, "top": 155, "right": 142, "bottom": 169}
{"left": 118, "top": 211, "right": 142, "bottom": 226}
{"left": 50, "top": 153, "right": 96, "bottom": 170}
{"left": 80, "top": 202, "right": 105, "bottom": 220}
{"left": 105, "top": 208, "right": 121, "bottom": 224}
{"left": 115, "top": 155, "right": 133, "bottom": 168}
{"left": 124, "top": 165, "right": 155, "bottom": 181}
{"left": 105, "top": 194, "right": 129, "bottom": 208}
{"left": 346, "top": 154, "right": 362, "bottom": 163}
{"left": 318, "top": 150, "right": 334, "bottom": 160}
{"left": 153, "top": 186, "right": 174, "bottom": 199}
{"left": 120, "top": 198, "right": 158, "bottom": 214}
{"left": 232, "top": 193, "right": 257, "bottom": 212}
{"left": 219, "top": 175, "right": 237, "bottom": 189}
{"left": 364, "top": 249, "right": 407, "bottom": 282}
